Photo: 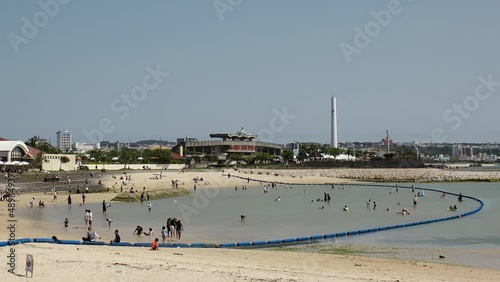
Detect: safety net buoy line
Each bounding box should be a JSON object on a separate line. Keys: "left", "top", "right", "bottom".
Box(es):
{"left": 0, "top": 183, "right": 483, "bottom": 249}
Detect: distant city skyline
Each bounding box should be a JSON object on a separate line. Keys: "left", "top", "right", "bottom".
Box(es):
{"left": 2, "top": 1, "right": 499, "bottom": 144}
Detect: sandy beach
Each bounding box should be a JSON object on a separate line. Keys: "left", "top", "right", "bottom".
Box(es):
{"left": 2, "top": 243, "right": 500, "bottom": 282}
{"left": 2, "top": 169, "right": 500, "bottom": 281}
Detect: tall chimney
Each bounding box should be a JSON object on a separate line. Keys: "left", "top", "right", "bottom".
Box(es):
{"left": 331, "top": 97, "right": 338, "bottom": 148}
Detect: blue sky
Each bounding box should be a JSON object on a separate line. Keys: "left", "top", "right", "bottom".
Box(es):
{"left": 1, "top": 0, "right": 499, "bottom": 144}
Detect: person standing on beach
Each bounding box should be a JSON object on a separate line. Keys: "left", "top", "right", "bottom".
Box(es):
{"left": 52, "top": 191, "right": 57, "bottom": 202}
{"left": 67, "top": 194, "right": 72, "bottom": 205}
{"left": 29, "top": 197, "right": 34, "bottom": 208}
{"left": 140, "top": 192, "right": 144, "bottom": 203}
{"left": 82, "top": 193, "right": 86, "bottom": 205}
{"left": 146, "top": 191, "right": 150, "bottom": 201}
{"left": 64, "top": 218, "right": 69, "bottom": 229}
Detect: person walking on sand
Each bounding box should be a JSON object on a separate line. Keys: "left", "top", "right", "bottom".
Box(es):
{"left": 67, "top": 194, "right": 72, "bottom": 205}
{"left": 52, "top": 191, "right": 57, "bottom": 202}
{"left": 29, "top": 197, "right": 34, "bottom": 208}
{"left": 82, "top": 193, "right": 86, "bottom": 205}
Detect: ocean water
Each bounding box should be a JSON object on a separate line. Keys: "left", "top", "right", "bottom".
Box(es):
{"left": 17, "top": 182, "right": 500, "bottom": 251}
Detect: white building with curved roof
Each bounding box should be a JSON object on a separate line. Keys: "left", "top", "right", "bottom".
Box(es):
{"left": 0, "top": 140, "right": 30, "bottom": 163}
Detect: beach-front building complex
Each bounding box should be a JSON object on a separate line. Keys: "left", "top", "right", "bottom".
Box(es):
{"left": 0, "top": 138, "right": 40, "bottom": 164}
{"left": 173, "top": 128, "right": 282, "bottom": 163}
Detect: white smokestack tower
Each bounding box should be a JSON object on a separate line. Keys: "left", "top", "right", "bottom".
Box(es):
{"left": 331, "top": 97, "right": 338, "bottom": 148}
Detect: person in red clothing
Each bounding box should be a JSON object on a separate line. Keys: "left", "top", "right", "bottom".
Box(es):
{"left": 151, "top": 238, "right": 159, "bottom": 250}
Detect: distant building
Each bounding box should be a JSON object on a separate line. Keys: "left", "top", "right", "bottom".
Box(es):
{"left": 31, "top": 135, "right": 49, "bottom": 145}
{"left": 0, "top": 137, "right": 40, "bottom": 163}
{"left": 286, "top": 142, "right": 300, "bottom": 151}
{"left": 56, "top": 130, "right": 72, "bottom": 152}
{"left": 173, "top": 128, "right": 282, "bottom": 164}
{"left": 115, "top": 141, "right": 129, "bottom": 151}
{"left": 0, "top": 139, "right": 30, "bottom": 163}
{"left": 42, "top": 154, "right": 76, "bottom": 171}
{"left": 73, "top": 142, "right": 100, "bottom": 153}
{"left": 452, "top": 145, "right": 474, "bottom": 161}
{"left": 177, "top": 137, "right": 198, "bottom": 144}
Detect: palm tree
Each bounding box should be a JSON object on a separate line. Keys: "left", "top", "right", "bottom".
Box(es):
{"left": 330, "top": 147, "right": 342, "bottom": 160}
{"left": 345, "top": 148, "right": 354, "bottom": 160}
{"left": 60, "top": 156, "right": 70, "bottom": 171}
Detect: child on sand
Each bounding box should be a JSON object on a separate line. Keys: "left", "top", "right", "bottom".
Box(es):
{"left": 151, "top": 238, "right": 159, "bottom": 250}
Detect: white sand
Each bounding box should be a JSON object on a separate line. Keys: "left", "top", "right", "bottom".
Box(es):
{"left": 2, "top": 243, "right": 499, "bottom": 282}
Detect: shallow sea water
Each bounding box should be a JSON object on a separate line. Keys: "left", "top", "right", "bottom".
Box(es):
{"left": 18, "top": 182, "right": 499, "bottom": 251}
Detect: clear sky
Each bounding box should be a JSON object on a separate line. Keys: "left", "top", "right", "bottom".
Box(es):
{"left": 2, "top": 0, "right": 499, "bottom": 145}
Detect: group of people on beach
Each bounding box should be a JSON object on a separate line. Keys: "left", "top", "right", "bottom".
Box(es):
{"left": 132, "top": 217, "right": 184, "bottom": 246}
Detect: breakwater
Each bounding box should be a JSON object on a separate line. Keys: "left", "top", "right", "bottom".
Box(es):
{"left": 241, "top": 168, "right": 500, "bottom": 182}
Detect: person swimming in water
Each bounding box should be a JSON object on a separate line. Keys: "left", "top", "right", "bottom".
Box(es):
{"left": 134, "top": 226, "right": 144, "bottom": 235}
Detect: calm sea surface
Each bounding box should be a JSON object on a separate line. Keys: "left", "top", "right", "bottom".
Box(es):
{"left": 18, "top": 182, "right": 500, "bottom": 251}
